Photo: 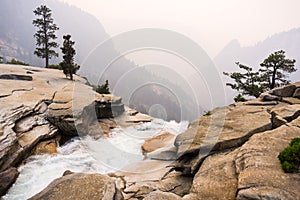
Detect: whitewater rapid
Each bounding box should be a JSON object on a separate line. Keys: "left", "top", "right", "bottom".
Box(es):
{"left": 3, "top": 119, "right": 188, "bottom": 200}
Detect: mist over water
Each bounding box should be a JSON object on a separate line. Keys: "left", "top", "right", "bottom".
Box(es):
{"left": 3, "top": 119, "right": 188, "bottom": 200}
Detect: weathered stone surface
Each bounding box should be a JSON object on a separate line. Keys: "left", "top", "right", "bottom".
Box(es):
{"left": 237, "top": 187, "right": 297, "bottom": 200}
{"left": 260, "top": 93, "right": 282, "bottom": 101}
{"left": 174, "top": 104, "right": 272, "bottom": 173}
{"left": 144, "top": 190, "right": 182, "bottom": 200}
{"left": 33, "top": 138, "right": 58, "bottom": 155}
{"left": 282, "top": 97, "right": 300, "bottom": 104}
{"left": 0, "top": 167, "right": 19, "bottom": 196}
{"left": 0, "top": 65, "right": 127, "bottom": 185}
{"left": 235, "top": 125, "right": 300, "bottom": 199}
{"left": 114, "top": 106, "right": 152, "bottom": 127}
{"left": 29, "top": 173, "right": 123, "bottom": 200}
{"left": 271, "top": 84, "right": 297, "bottom": 97}
{"left": 113, "top": 160, "right": 192, "bottom": 199}
{"left": 186, "top": 149, "right": 238, "bottom": 200}
{"left": 271, "top": 104, "right": 300, "bottom": 128}
{"left": 147, "top": 146, "right": 178, "bottom": 161}
{"left": 13, "top": 116, "right": 38, "bottom": 133}
{"left": 142, "top": 131, "right": 175, "bottom": 153}
{"left": 293, "top": 88, "right": 300, "bottom": 98}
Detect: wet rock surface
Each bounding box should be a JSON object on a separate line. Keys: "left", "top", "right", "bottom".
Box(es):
{"left": 0, "top": 167, "right": 19, "bottom": 196}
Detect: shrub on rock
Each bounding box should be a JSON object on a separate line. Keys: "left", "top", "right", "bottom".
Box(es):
{"left": 278, "top": 138, "right": 300, "bottom": 173}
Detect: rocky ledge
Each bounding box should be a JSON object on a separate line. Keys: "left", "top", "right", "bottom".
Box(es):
{"left": 0, "top": 64, "right": 151, "bottom": 196}
{"left": 29, "top": 82, "right": 300, "bottom": 200}
{"left": 1, "top": 63, "right": 299, "bottom": 200}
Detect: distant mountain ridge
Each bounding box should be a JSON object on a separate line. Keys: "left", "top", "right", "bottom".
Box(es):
{"left": 214, "top": 27, "right": 300, "bottom": 80}
{"left": 214, "top": 27, "right": 300, "bottom": 103}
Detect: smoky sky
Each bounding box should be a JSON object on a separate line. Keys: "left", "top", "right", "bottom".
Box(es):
{"left": 59, "top": 0, "right": 300, "bottom": 58}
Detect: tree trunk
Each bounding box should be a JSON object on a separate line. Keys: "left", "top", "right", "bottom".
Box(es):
{"left": 45, "top": 39, "right": 49, "bottom": 68}
{"left": 69, "top": 65, "right": 73, "bottom": 80}
{"left": 45, "top": 56, "right": 49, "bottom": 68}
{"left": 271, "top": 68, "right": 276, "bottom": 89}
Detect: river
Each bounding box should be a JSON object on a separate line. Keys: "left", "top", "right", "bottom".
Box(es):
{"left": 3, "top": 119, "right": 188, "bottom": 200}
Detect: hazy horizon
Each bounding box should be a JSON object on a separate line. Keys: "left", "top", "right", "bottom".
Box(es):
{"left": 58, "top": 0, "right": 300, "bottom": 58}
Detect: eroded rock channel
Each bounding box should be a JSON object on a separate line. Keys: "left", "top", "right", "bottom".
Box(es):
{"left": 1, "top": 64, "right": 299, "bottom": 199}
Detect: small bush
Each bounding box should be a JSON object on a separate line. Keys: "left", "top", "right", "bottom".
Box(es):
{"left": 203, "top": 110, "right": 211, "bottom": 116}
{"left": 7, "top": 58, "right": 29, "bottom": 66}
{"left": 93, "top": 80, "right": 110, "bottom": 94}
{"left": 234, "top": 94, "right": 246, "bottom": 102}
{"left": 278, "top": 138, "right": 300, "bottom": 173}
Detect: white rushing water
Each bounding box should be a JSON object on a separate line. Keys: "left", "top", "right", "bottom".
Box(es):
{"left": 3, "top": 119, "right": 188, "bottom": 200}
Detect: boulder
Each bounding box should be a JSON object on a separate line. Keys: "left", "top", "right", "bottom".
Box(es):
{"left": 142, "top": 131, "right": 175, "bottom": 153}
{"left": 0, "top": 168, "right": 19, "bottom": 196}
{"left": 29, "top": 173, "right": 123, "bottom": 200}
{"left": 271, "top": 84, "right": 296, "bottom": 97}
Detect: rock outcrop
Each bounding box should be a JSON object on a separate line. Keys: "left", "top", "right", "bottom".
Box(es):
{"left": 29, "top": 173, "right": 123, "bottom": 200}
{"left": 178, "top": 82, "right": 300, "bottom": 200}
{"left": 0, "top": 64, "right": 151, "bottom": 196}
{"left": 2, "top": 63, "right": 300, "bottom": 199}
{"left": 142, "top": 131, "right": 175, "bottom": 153}
{"left": 112, "top": 82, "right": 300, "bottom": 199}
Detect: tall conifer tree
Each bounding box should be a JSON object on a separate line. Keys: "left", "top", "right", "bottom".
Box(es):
{"left": 33, "top": 5, "right": 59, "bottom": 68}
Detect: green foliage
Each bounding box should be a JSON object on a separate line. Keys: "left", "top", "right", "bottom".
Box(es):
{"left": 223, "top": 62, "right": 263, "bottom": 98}
{"left": 278, "top": 138, "right": 300, "bottom": 173}
{"left": 48, "top": 64, "right": 62, "bottom": 70}
{"left": 60, "top": 35, "right": 80, "bottom": 80}
{"left": 224, "top": 50, "right": 297, "bottom": 99}
{"left": 260, "top": 50, "right": 296, "bottom": 89}
{"left": 203, "top": 110, "right": 211, "bottom": 116}
{"left": 6, "top": 58, "right": 29, "bottom": 66}
{"left": 93, "top": 80, "right": 110, "bottom": 94}
{"left": 234, "top": 94, "right": 246, "bottom": 102}
{"left": 33, "top": 5, "right": 59, "bottom": 68}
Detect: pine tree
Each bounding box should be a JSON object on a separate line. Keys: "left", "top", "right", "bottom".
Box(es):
{"left": 259, "top": 50, "right": 296, "bottom": 89}
{"left": 224, "top": 50, "right": 297, "bottom": 99}
{"left": 223, "top": 62, "right": 262, "bottom": 98}
{"left": 32, "top": 5, "right": 59, "bottom": 68}
{"left": 60, "top": 35, "right": 80, "bottom": 80}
